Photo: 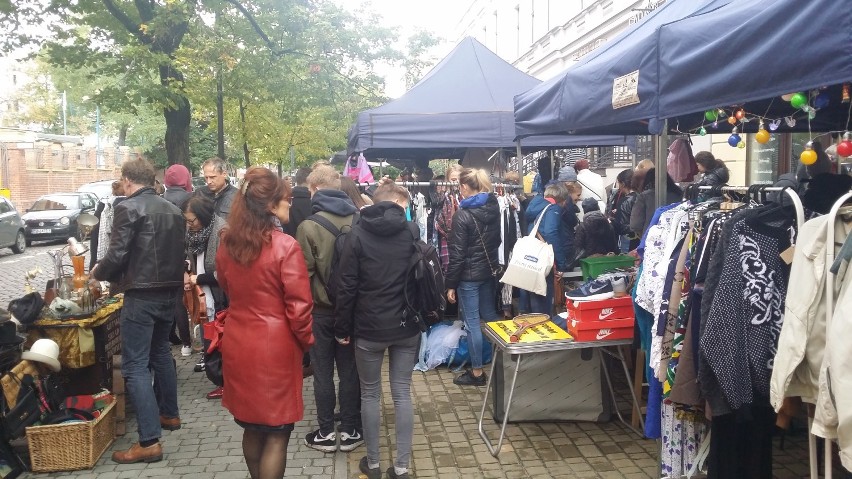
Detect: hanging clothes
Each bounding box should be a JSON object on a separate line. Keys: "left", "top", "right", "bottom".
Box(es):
{"left": 345, "top": 153, "right": 375, "bottom": 183}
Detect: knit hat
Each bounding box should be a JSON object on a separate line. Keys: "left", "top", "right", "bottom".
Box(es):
{"left": 581, "top": 197, "right": 600, "bottom": 213}
{"left": 164, "top": 165, "right": 192, "bottom": 192}
{"left": 574, "top": 159, "right": 590, "bottom": 171}
{"left": 557, "top": 166, "right": 577, "bottom": 182}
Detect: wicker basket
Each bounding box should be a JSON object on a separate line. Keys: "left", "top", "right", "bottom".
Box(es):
{"left": 26, "top": 400, "right": 116, "bottom": 472}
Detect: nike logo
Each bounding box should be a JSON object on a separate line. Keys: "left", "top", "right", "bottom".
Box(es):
{"left": 598, "top": 308, "right": 615, "bottom": 320}
{"left": 596, "top": 329, "right": 614, "bottom": 340}
{"left": 588, "top": 282, "right": 609, "bottom": 293}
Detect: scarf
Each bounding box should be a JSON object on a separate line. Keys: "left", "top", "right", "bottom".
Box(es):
{"left": 186, "top": 222, "right": 213, "bottom": 256}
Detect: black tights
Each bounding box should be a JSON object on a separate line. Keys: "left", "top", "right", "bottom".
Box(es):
{"left": 242, "top": 429, "right": 291, "bottom": 479}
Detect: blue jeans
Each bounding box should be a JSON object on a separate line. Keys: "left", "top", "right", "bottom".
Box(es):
{"left": 457, "top": 279, "right": 499, "bottom": 369}
{"left": 518, "top": 272, "right": 555, "bottom": 318}
{"left": 121, "top": 289, "right": 180, "bottom": 443}
{"left": 618, "top": 234, "right": 631, "bottom": 254}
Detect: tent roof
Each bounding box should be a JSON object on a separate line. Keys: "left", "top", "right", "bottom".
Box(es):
{"left": 513, "top": 0, "right": 731, "bottom": 137}
{"left": 349, "top": 37, "right": 632, "bottom": 160}
{"left": 656, "top": 0, "right": 852, "bottom": 131}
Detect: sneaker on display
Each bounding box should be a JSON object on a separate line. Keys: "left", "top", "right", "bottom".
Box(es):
{"left": 305, "top": 429, "right": 337, "bottom": 453}
{"left": 565, "top": 275, "right": 625, "bottom": 301}
{"left": 338, "top": 429, "right": 364, "bottom": 452}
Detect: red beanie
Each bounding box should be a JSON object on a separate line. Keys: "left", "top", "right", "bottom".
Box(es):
{"left": 164, "top": 165, "right": 192, "bottom": 192}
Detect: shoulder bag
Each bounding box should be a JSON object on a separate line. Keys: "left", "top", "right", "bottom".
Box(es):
{"left": 472, "top": 219, "right": 502, "bottom": 278}
{"left": 499, "top": 204, "right": 554, "bottom": 296}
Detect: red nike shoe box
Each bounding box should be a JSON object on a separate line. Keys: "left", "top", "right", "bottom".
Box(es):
{"left": 567, "top": 317, "right": 635, "bottom": 342}
{"left": 565, "top": 296, "right": 633, "bottom": 322}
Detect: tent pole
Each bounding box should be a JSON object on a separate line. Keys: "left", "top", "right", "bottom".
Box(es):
{"left": 654, "top": 121, "right": 669, "bottom": 209}
{"left": 516, "top": 139, "right": 523, "bottom": 175}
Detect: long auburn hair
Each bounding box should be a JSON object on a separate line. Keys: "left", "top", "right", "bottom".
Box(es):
{"left": 221, "top": 167, "right": 289, "bottom": 266}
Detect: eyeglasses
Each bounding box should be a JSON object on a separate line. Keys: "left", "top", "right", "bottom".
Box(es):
{"left": 185, "top": 216, "right": 200, "bottom": 225}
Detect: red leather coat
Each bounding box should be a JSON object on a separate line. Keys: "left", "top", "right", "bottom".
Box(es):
{"left": 216, "top": 231, "right": 314, "bottom": 426}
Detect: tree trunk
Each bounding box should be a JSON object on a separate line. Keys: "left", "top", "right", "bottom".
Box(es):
{"left": 159, "top": 65, "right": 191, "bottom": 167}
{"left": 239, "top": 97, "right": 250, "bottom": 168}
{"left": 117, "top": 125, "right": 128, "bottom": 146}
{"left": 217, "top": 67, "right": 225, "bottom": 160}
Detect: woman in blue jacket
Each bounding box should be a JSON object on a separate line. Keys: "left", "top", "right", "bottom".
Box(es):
{"left": 519, "top": 182, "right": 571, "bottom": 320}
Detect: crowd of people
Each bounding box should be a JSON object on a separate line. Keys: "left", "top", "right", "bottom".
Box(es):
{"left": 87, "top": 151, "right": 728, "bottom": 478}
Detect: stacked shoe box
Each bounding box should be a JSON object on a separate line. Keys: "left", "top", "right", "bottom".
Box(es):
{"left": 564, "top": 296, "right": 635, "bottom": 342}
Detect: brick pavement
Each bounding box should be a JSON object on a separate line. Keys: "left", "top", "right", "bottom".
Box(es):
{"left": 20, "top": 345, "right": 813, "bottom": 479}
{"left": 2, "top": 245, "right": 814, "bottom": 478}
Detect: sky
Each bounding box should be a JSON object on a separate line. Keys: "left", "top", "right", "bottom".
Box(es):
{"left": 332, "top": 0, "right": 473, "bottom": 97}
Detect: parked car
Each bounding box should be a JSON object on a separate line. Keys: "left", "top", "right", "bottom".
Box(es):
{"left": 77, "top": 180, "right": 115, "bottom": 200}
{"left": 0, "top": 196, "right": 26, "bottom": 254}
{"left": 22, "top": 192, "right": 98, "bottom": 245}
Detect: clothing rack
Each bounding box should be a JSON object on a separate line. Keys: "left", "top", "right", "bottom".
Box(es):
{"left": 354, "top": 181, "right": 517, "bottom": 188}
{"left": 672, "top": 184, "right": 805, "bottom": 479}
{"left": 688, "top": 184, "right": 805, "bottom": 228}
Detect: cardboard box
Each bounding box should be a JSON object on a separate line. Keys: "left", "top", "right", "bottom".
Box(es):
{"left": 565, "top": 296, "right": 633, "bottom": 322}
{"left": 566, "top": 317, "right": 635, "bottom": 342}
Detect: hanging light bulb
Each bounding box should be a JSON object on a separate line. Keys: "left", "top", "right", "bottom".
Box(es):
{"left": 768, "top": 119, "right": 781, "bottom": 131}
{"left": 735, "top": 109, "right": 745, "bottom": 120}
{"left": 698, "top": 126, "right": 707, "bottom": 136}
{"left": 800, "top": 141, "right": 817, "bottom": 165}
{"left": 842, "top": 83, "right": 850, "bottom": 104}
{"left": 728, "top": 127, "right": 741, "bottom": 147}
{"left": 755, "top": 120, "right": 770, "bottom": 144}
{"left": 705, "top": 109, "right": 718, "bottom": 122}
{"left": 837, "top": 132, "right": 852, "bottom": 158}
{"left": 737, "top": 140, "right": 746, "bottom": 149}
{"left": 790, "top": 92, "right": 808, "bottom": 109}
{"left": 727, "top": 115, "right": 737, "bottom": 125}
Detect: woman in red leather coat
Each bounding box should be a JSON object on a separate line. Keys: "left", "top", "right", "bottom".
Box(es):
{"left": 216, "top": 167, "right": 314, "bottom": 479}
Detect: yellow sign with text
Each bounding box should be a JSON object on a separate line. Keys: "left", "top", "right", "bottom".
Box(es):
{"left": 487, "top": 320, "right": 572, "bottom": 344}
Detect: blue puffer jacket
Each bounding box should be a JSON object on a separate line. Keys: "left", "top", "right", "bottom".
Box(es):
{"left": 525, "top": 195, "right": 569, "bottom": 271}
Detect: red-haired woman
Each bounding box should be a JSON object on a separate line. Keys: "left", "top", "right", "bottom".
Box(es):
{"left": 216, "top": 166, "right": 314, "bottom": 478}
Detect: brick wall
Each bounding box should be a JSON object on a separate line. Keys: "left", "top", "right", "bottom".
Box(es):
{"left": 1, "top": 144, "right": 127, "bottom": 209}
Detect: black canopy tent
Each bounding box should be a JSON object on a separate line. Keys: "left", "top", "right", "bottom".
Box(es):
{"left": 348, "top": 37, "right": 633, "bottom": 163}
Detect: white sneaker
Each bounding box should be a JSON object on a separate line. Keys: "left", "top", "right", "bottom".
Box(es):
{"left": 181, "top": 346, "right": 192, "bottom": 357}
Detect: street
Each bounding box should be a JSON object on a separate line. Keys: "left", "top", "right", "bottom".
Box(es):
{"left": 0, "top": 240, "right": 72, "bottom": 308}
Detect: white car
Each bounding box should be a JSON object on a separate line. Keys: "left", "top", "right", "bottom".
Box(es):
{"left": 77, "top": 180, "right": 116, "bottom": 200}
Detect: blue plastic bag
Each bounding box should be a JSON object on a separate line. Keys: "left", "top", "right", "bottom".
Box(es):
{"left": 446, "top": 331, "right": 492, "bottom": 368}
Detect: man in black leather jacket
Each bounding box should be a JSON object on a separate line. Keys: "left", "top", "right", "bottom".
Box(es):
{"left": 91, "top": 157, "right": 186, "bottom": 464}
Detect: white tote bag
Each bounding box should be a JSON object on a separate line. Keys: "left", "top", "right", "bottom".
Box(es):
{"left": 499, "top": 204, "right": 554, "bottom": 296}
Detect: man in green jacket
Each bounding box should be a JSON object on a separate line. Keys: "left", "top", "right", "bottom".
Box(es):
{"left": 296, "top": 163, "right": 363, "bottom": 454}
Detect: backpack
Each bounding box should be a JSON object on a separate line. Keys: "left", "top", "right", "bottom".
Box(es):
{"left": 403, "top": 224, "right": 446, "bottom": 332}
{"left": 307, "top": 212, "right": 359, "bottom": 305}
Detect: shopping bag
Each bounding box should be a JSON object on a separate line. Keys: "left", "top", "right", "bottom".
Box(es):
{"left": 203, "top": 309, "right": 226, "bottom": 387}
{"left": 499, "top": 204, "right": 554, "bottom": 296}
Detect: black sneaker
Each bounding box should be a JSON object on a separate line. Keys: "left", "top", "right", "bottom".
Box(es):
{"left": 359, "top": 456, "right": 381, "bottom": 479}
{"left": 304, "top": 429, "right": 337, "bottom": 452}
{"left": 387, "top": 466, "right": 411, "bottom": 479}
{"left": 453, "top": 370, "right": 487, "bottom": 386}
{"left": 338, "top": 429, "right": 363, "bottom": 452}
{"left": 193, "top": 361, "right": 205, "bottom": 372}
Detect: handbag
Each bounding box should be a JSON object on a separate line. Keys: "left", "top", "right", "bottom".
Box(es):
{"left": 472, "top": 219, "right": 502, "bottom": 278}
{"left": 2, "top": 374, "right": 43, "bottom": 440}
{"left": 499, "top": 204, "right": 554, "bottom": 296}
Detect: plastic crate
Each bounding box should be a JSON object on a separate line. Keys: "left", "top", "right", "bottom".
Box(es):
{"left": 579, "top": 255, "right": 636, "bottom": 280}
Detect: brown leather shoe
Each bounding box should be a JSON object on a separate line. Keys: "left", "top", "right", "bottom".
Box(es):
{"left": 111, "top": 442, "right": 163, "bottom": 464}
{"left": 160, "top": 415, "right": 181, "bottom": 431}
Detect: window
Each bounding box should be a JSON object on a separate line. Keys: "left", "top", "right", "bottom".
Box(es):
{"left": 0, "top": 200, "right": 10, "bottom": 214}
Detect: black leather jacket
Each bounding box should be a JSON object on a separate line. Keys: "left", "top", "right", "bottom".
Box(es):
{"left": 94, "top": 187, "right": 186, "bottom": 293}
{"left": 445, "top": 194, "right": 501, "bottom": 288}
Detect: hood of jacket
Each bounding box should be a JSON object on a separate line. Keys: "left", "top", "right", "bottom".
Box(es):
{"left": 462, "top": 193, "right": 500, "bottom": 225}
{"left": 311, "top": 189, "right": 357, "bottom": 217}
{"left": 707, "top": 165, "right": 730, "bottom": 184}
{"left": 360, "top": 201, "right": 409, "bottom": 237}
{"left": 292, "top": 185, "right": 311, "bottom": 200}
{"left": 525, "top": 195, "right": 556, "bottom": 223}
{"left": 164, "top": 164, "right": 192, "bottom": 192}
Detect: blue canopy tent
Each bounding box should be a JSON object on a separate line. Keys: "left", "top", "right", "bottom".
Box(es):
{"left": 348, "top": 37, "right": 633, "bottom": 161}
{"left": 513, "top": 0, "right": 731, "bottom": 138}
{"left": 656, "top": 0, "right": 852, "bottom": 133}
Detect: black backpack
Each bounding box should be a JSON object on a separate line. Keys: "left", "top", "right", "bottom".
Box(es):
{"left": 403, "top": 225, "right": 446, "bottom": 332}
{"left": 307, "top": 212, "right": 359, "bottom": 305}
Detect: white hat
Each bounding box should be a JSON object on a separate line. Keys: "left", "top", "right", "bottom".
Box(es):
{"left": 22, "top": 338, "right": 61, "bottom": 372}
